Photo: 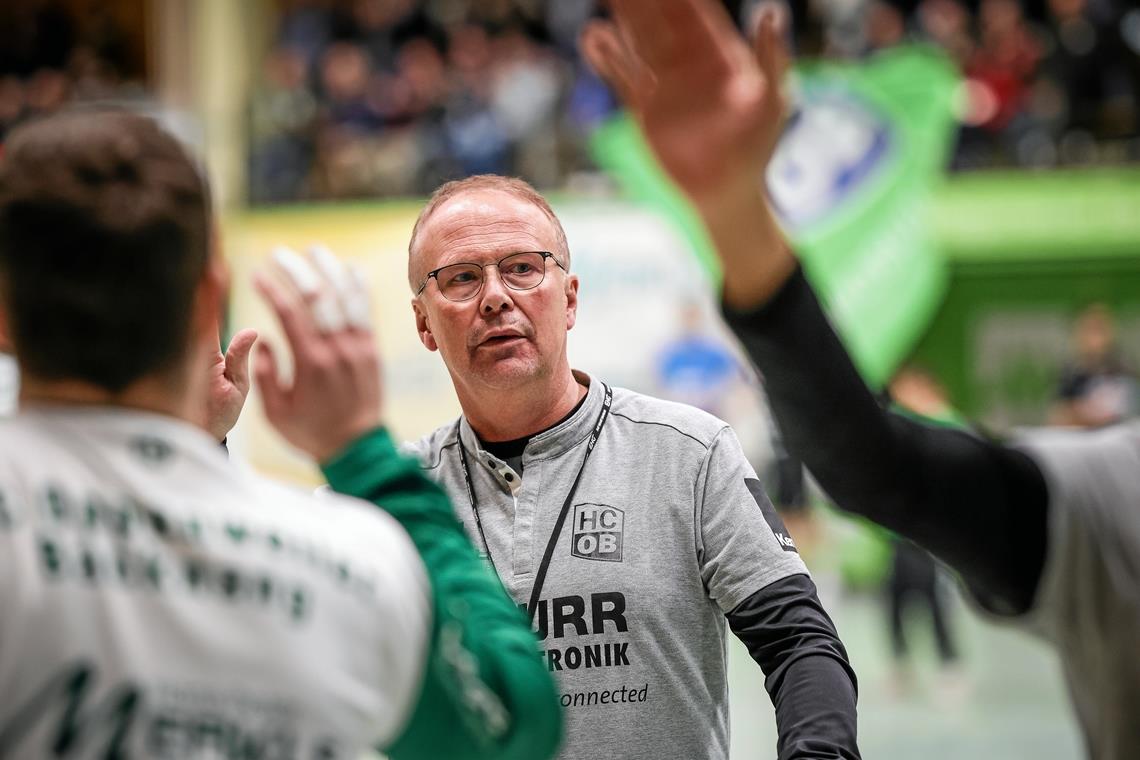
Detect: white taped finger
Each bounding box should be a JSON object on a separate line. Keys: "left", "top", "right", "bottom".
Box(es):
{"left": 311, "top": 292, "right": 347, "bottom": 333}
{"left": 272, "top": 246, "right": 322, "bottom": 297}
{"left": 309, "top": 244, "right": 351, "bottom": 297}
{"left": 347, "top": 262, "right": 369, "bottom": 297}
{"left": 309, "top": 244, "right": 372, "bottom": 330}
{"left": 343, "top": 263, "right": 373, "bottom": 330}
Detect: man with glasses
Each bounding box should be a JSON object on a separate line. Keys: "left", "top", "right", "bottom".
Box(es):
{"left": 399, "top": 174, "right": 860, "bottom": 760}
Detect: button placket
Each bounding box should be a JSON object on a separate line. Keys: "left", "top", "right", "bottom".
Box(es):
{"left": 511, "top": 456, "right": 538, "bottom": 578}
{"left": 476, "top": 450, "right": 534, "bottom": 580}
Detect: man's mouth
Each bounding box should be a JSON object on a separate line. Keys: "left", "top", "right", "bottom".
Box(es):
{"left": 479, "top": 334, "right": 525, "bottom": 347}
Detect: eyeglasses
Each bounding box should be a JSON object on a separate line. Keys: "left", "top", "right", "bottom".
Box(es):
{"left": 416, "top": 250, "right": 566, "bottom": 302}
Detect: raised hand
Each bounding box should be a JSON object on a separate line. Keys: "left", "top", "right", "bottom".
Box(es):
{"left": 582, "top": 0, "right": 788, "bottom": 208}
{"left": 253, "top": 246, "right": 382, "bottom": 463}
{"left": 204, "top": 328, "right": 258, "bottom": 442}
{"left": 581, "top": 0, "right": 797, "bottom": 308}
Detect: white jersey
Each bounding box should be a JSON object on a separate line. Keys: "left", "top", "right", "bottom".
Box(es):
{"left": 0, "top": 407, "right": 431, "bottom": 760}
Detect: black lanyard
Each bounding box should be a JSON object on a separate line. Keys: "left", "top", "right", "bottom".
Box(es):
{"left": 456, "top": 383, "right": 613, "bottom": 625}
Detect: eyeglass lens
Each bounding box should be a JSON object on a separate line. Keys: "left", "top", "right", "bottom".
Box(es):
{"left": 435, "top": 251, "right": 549, "bottom": 301}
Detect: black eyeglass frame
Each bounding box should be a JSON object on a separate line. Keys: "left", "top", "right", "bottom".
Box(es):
{"left": 415, "top": 250, "right": 567, "bottom": 301}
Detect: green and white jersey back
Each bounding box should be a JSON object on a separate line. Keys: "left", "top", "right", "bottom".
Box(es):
{"left": 0, "top": 407, "right": 431, "bottom": 760}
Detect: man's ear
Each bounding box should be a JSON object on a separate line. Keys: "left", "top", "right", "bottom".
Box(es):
{"left": 194, "top": 225, "right": 230, "bottom": 340}
{"left": 412, "top": 298, "right": 439, "bottom": 352}
{"left": 565, "top": 273, "right": 579, "bottom": 331}
{"left": 0, "top": 302, "right": 11, "bottom": 353}
{"left": 196, "top": 254, "right": 229, "bottom": 340}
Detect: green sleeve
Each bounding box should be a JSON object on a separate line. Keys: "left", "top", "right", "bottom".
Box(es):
{"left": 322, "top": 428, "right": 563, "bottom": 760}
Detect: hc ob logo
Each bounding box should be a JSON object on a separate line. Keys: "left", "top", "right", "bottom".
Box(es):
{"left": 571, "top": 503, "right": 623, "bottom": 562}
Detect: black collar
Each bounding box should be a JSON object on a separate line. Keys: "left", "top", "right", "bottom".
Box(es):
{"left": 479, "top": 385, "right": 590, "bottom": 461}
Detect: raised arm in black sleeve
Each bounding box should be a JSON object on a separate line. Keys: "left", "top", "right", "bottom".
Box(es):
{"left": 728, "top": 573, "right": 860, "bottom": 760}
{"left": 723, "top": 267, "right": 1049, "bottom": 615}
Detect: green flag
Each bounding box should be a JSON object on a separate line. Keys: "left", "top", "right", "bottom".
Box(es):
{"left": 591, "top": 45, "right": 960, "bottom": 387}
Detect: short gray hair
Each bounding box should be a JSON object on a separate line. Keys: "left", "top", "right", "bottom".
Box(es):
{"left": 407, "top": 174, "right": 570, "bottom": 290}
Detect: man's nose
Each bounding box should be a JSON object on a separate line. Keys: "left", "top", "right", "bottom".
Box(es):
{"left": 479, "top": 266, "right": 514, "bottom": 314}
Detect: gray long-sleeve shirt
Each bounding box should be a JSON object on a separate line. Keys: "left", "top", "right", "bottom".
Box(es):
{"left": 405, "top": 371, "right": 858, "bottom": 760}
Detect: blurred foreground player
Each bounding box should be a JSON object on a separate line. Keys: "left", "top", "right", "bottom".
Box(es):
{"left": 0, "top": 110, "right": 560, "bottom": 760}
{"left": 584, "top": 2, "right": 1140, "bottom": 758}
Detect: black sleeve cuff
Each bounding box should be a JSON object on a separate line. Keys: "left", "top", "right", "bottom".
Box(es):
{"left": 728, "top": 574, "right": 861, "bottom": 760}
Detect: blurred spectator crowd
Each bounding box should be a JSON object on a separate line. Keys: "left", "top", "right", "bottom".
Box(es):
{"left": 250, "top": 0, "right": 616, "bottom": 202}
{"left": 0, "top": 2, "right": 144, "bottom": 145}
{"left": 823, "top": 0, "right": 1140, "bottom": 169}
{"left": 2, "top": 0, "right": 1138, "bottom": 203}
{"left": 253, "top": 0, "right": 1140, "bottom": 202}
